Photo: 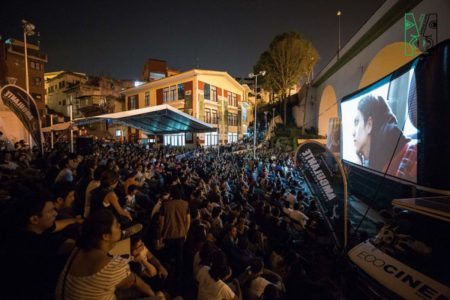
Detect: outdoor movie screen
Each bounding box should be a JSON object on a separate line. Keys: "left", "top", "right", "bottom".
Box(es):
{"left": 340, "top": 63, "right": 418, "bottom": 183}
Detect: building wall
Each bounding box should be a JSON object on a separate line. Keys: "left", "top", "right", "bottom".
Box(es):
{"left": 3, "top": 39, "right": 47, "bottom": 116}
{"left": 122, "top": 70, "right": 250, "bottom": 144}
{"left": 45, "top": 72, "right": 88, "bottom": 116}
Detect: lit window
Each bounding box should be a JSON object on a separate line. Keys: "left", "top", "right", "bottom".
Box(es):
{"left": 204, "top": 132, "right": 218, "bottom": 146}
{"left": 170, "top": 86, "right": 177, "bottom": 101}
{"left": 178, "top": 84, "right": 185, "bottom": 100}
{"left": 211, "top": 86, "right": 217, "bottom": 102}
{"left": 163, "top": 88, "right": 169, "bottom": 103}
{"left": 212, "top": 110, "right": 218, "bottom": 124}
{"left": 129, "top": 95, "right": 137, "bottom": 109}
{"left": 145, "top": 92, "right": 150, "bottom": 106}
{"left": 205, "top": 109, "right": 211, "bottom": 123}
{"left": 163, "top": 133, "right": 185, "bottom": 146}
{"left": 34, "top": 77, "right": 42, "bottom": 86}
{"left": 204, "top": 83, "right": 210, "bottom": 100}
{"left": 228, "top": 133, "right": 238, "bottom": 143}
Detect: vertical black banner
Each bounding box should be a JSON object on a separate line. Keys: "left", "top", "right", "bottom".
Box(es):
{"left": 0, "top": 84, "right": 43, "bottom": 155}
{"left": 296, "top": 141, "right": 348, "bottom": 249}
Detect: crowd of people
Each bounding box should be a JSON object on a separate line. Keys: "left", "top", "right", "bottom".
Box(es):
{"left": 0, "top": 140, "right": 344, "bottom": 300}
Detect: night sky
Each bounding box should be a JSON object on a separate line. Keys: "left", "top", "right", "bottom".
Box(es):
{"left": 1, "top": 0, "right": 385, "bottom": 80}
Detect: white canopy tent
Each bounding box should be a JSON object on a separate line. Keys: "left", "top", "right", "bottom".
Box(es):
{"left": 72, "top": 104, "right": 216, "bottom": 135}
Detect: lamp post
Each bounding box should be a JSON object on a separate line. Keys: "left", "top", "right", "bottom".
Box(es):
{"left": 272, "top": 107, "right": 275, "bottom": 129}
{"left": 264, "top": 111, "right": 268, "bottom": 131}
{"left": 248, "top": 70, "right": 266, "bottom": 159}
{"left": 22, "top": 20, "right": 35, "bottom": 148}
{"left": 337, "top": 11, "right": 342, "bottom": 60}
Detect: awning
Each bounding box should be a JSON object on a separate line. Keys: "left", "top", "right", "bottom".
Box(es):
{"left": 41, "top": 122, "right": 76, "bottom": 132}
{"left": 73, "top": 104, "right": 216, "bottom": 134}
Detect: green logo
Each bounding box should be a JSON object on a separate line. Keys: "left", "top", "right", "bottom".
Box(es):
{"left": 404, "top": 13, "right": 437, "bottom": 56}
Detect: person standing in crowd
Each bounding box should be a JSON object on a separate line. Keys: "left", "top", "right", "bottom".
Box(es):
{"left": 160, "top": 184, "right": 191, "bottom": 296}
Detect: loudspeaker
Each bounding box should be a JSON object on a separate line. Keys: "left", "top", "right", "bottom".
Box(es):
{"left": 76, "top": 136, "right": 94, "bottom": 155}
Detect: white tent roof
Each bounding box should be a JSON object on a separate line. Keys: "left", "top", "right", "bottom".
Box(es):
{"left": 73, "top": 104, "right": 216, "bottom": 134}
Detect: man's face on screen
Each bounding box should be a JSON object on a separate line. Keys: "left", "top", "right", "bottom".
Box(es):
{"left": 353, "top": 110, "right": 372, "bottom": 158}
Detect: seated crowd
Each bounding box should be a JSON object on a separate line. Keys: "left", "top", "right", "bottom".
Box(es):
{"left": 0, "top": 141, "right": 337, "bottom": 300}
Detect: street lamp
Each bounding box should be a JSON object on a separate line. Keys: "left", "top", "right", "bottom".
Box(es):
{"left": 22, "top": 20, "right": 35, "bottom": 147}
{"left": 337, "top": 10, "right": 342, "bottom": 60}
{"left": 22, "top": 20, "right": 35, "bottom": 94}
{"left": 248, "top": 70, "right": 266, "bottom": 159}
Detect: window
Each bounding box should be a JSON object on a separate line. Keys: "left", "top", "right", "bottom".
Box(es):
{"left": 205, "top": 109, "right": 211, "bottom": 123}
{"left": 205, "top": 132, "right": 218, "bottom": 146}
{"left": 227, "top": 113, "right": 237, "bottom": 126}
{"left": 30, "top": 61, "right": 41, "bottom": 70}
{"left": 228, "top": 92, "right": 232, "bottom": 106}
{"left": 59, "top": 81, "right": 65, "bottom": 89}
{"left": 204, "top": 83, "right": 210, "bottom": 100}
{"left": 33, "top": 77, "right": 42, "bottom": 86}
{"left": 178, "top": 84, "right": 185, "bottom": 100}
{"left": 211, "top": 110, "right": 218, "bottom": 124}
{"left": 211, "top": 86, "right": 217, "bottom": 102}
{"left": 163, "top": 133, "right": 185, "bottom": 146}
{"left": 228, "top": 133, "right": 238, "bottom": 143}
{"left": 145, "top": 92, "right": 150, "bottom": 106}
{"left": 170, "top": 86, "right": 177, "bottom": 101}
{"left": 232, "top": 94, "right": 237, "bottom": 107}
{"left": 163, "top": 88, "right": 169, "bottom": 103}
{"left": 129, "top": 95, "right": 137, "bottom": 109}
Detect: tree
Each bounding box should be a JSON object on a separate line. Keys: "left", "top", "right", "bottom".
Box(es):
{"left": 255, "top": 32, "right": 319, "bottom": 126}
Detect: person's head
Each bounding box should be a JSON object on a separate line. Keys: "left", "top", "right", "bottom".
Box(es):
{"left": 226, "top": 224, "right": 238, "bottom": 239}
{"left": 211, "top": 206, "right": 222, "bottom": 219}
{"left": 127, "top": 184, "right": 138, "bottom": 196}
{"left": 16, "top": 187, "right": 57, "bottom": 234}
{"left": 169, "top": 184, "right": 183, "bottom": 200}
{"left": 77, "top": 209, "right": 121, "bottom": 250}
{"left": 93, "top": 166, "right": 106, "bottom": 181}
{"left": 209, "top": 251, "right": 232, "bottom": 281}
{"left": 354, "top": 95, "right": 406, "bottom": 168}
{"left": 52, "top": 182, "right": 76, "bottom": 210}
{"left": 249, "top": 257, "right": 264, "bottom": 275}
{"left": 100, "top": 170, "right": 119, "bottom": 188}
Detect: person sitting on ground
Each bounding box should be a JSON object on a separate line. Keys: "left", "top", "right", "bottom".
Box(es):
{"left": 90, "top": 170, "right": 132, "bottom": 224}
{"left": 55, "top": 209, "right": 161, "bottom": 300}
{"left": 239, "top": 257, "right": 284, "bottom": 300}
{"left": 282, "top": 201, "right": 309, "bottom": 231}
{"left": 196, "top": 250, "right": 242, "bottom": 300}
{"left": 131, "top": 236, "right": 169, "bottom": 280}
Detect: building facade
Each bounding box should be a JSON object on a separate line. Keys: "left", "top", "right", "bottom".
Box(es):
{"left": 1, "top": 38, "right": 47, "bottom": 115}
{"left": 45, "top": 71, "right": 133, "bottom": 118}
{"left": 122, "top": 69, "right": 251, "bottom": 146}
{"left": 0, "top": 38, "right": 47, "bottom": 144}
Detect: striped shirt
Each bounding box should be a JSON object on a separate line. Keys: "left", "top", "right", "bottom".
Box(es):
{"left": 56, "top": 250, "right": 131, "bottom": 300}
